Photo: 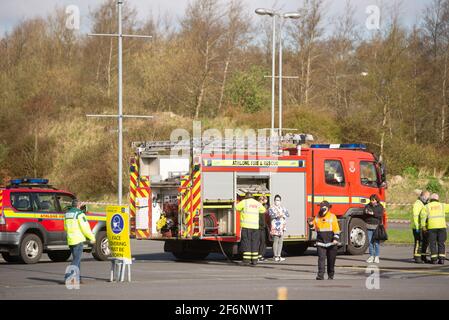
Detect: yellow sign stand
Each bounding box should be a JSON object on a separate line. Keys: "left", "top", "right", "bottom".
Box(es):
{"left": 106, "top": 205, "right": 132, "bottom": 263}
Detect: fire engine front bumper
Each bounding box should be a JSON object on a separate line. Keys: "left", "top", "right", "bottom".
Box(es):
{"left": 0, "top": 232, "right": 21, "bottom": 246}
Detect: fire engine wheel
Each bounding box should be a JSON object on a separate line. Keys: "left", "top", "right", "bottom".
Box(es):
{"left": 172, "top": 251, "right": 209, "bottom": 261}
{"left": 1, "top": 252, "right": 21, "bottom": 263}
{"left": 47, "top": 250, "right": 72, "bottom": 262}
{"left": 92, "top": 231, "right": 110, "bottom": 261}
{"left": 19, "top": 233, "right": 43, "bottom": 264}
{"left": 347, "top": 218, "right": 369, "bottom": 255}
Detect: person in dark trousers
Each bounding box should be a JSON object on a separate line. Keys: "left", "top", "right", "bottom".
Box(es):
{"left": 64, "top": 200, "right": 95, "bottom": 285}
{"left": 308, "top": 201, "right": 340, "bottom": 280}
{"left": 257, "top": 195, "right": 269, "bottom": 262}
{"left": 363, "top": 194, "right": 385, "bottom": 264}
{"left": 236, "top": 192, "right": 267, "bottom": 266}
{"left": 411, "top": 191, "right": 430, "bottom": 263}
{"left": 420, "top": 193, "right": 449, "bottom": 264}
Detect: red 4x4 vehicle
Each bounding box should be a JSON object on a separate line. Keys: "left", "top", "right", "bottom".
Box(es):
{"left": 0, "top": 178, "right": 110, "bottom": 264}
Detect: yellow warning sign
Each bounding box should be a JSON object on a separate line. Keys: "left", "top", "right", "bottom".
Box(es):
{"left": 106, "top": 205, "right": 132, "bottom": 263}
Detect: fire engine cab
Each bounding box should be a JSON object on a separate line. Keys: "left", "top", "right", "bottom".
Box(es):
{"left": 128, "top": 134, "right": 387, "bottom": 259}
{"left": 0, "top": 178, "right": 109, "bottom": 264}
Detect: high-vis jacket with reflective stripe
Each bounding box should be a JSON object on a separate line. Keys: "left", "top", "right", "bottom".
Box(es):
{"left": 236, "top": 198, "right": 266, "bottom": 230}
{"left": 420, "top": 201, "right": 449, "bottom": 230}
{"left": 411, "top": 199, "right": 425, "bottom": 230}
{"left": 311, "top": 211, "right": 341, "bottom": 244}
{"left": 64, "top": 207, "right": 95, "bottom": 246}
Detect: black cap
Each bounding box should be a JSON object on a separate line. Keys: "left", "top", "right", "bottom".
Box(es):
{"left": 319, "top": 201, "right": 331, "bottom": 209}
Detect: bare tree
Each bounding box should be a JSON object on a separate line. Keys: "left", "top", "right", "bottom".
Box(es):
{"left": 180, "top": 0, "right": 226, "bottom": 119}
{"left": 217, "top": 0, "right": 252, "bottom": 113}
{"left": 422, "top": 0, "right": 449, "bottom": 143}
{"left": 289, "top": 0, "right": 325, "bottom": 107}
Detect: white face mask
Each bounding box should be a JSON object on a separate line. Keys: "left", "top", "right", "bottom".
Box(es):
{"left": 274, "top": 200, "right": 281, "bottom": 206}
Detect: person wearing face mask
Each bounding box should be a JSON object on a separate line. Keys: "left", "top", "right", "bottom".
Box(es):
{"left": 308, "top": 201, "right": 340, "bottom": 280}
{"left": 411, "top": 191, "right": 430, "bottom": 263}
{"left": 269, "top": 195, "right": 289, "bottom": 262}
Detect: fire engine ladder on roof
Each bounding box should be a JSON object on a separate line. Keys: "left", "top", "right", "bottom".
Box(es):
{"left": 133, "top": 134, "right": 314, "bottom": 155}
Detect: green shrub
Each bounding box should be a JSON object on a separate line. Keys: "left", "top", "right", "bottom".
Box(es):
{"left": 426, "top": 177, "right": 443, "bottom": 194}
{"left": 227, "top": 66, "right": 269, "bottom": 113}
{"left": 403, "top": 166, "right": 418, "bottom": 179}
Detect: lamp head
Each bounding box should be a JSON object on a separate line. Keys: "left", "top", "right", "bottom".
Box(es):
{"left": 283, "top": 12, "right": 301, "bottom": 19}
{"left": 255, "top": 8, "right": 276, "bottom": 17}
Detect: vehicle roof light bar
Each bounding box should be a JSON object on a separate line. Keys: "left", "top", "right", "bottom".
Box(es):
{"left": 10, "top": 178, "right": 49, "bottom": 185}
{"left": 310, "top": 144, "right": 367, "bottom": 150}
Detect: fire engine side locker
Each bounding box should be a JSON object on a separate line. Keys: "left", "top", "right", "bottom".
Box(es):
{"left": 201, "top": 171, "right": 235, "bottom": 237}
{"left": 269, "top": 172, "right": 307, "bottom": 240}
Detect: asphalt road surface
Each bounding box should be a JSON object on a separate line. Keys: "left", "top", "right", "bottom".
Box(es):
{"left": 1, "top": 239, "right": 448, "bottom": 300}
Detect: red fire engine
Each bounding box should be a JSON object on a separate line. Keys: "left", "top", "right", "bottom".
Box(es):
{"left": 0, "top": 178, "right": 109, "bottom": 264}
{"left": 128, "top": 135, "right": 387, "bottom": 259}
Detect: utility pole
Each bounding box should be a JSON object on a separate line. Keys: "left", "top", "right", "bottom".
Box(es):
{"left": 88, "top": 1, "right": 153, "bottom": 205}
{"left": 256, "top": 9, "right": 300, "bottom": 138}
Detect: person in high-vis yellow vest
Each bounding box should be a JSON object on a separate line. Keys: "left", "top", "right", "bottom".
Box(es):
{"left": 411, "top": 191, "right": 430, "bottom": 263}
{"left": 64, "top": 199, "right": 96, "bottom": 283}
{"left": 308, "top": 201, "right": 341, "bottom": 280}
{"left": 420, "top": 193, "right": 449, "bottom": 264}
{"left": 236, "top": 192, "right": 267, "bottom": 266}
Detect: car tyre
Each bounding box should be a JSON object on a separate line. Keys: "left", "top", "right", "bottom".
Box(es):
{"left": 92, "top": 231, "right": 110, "bottom": 261}
{"left": 20, "top": 233, "right": 43, "bottom": 264}
{"left": 347, "top": 217, "right": 369, "bottom": 255}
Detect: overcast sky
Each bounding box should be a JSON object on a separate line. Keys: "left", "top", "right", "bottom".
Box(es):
{"left": 0, "top": 0, "right": 432, "bottom": 36}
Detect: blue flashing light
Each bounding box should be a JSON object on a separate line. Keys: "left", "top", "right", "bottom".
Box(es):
{"left": 311, "top": 144, "right": 366, "bottom": 150}
{"left": 10, "top": 178, "right": 49, "bottom": 185}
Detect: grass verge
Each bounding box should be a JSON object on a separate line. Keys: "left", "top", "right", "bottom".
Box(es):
{"left": 386, "top": 229, "right": 449, "bottom": 244}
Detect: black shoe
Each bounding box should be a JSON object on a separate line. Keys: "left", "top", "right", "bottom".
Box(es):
{"left": 328, "top": 275, "right": 334, "bottom": 280}
{"left": 316, "top": 276, "right": 324, "bottom": 280}
{"left": 431, "top": 260, "right": 438, "bottom": 265}
{"left": 438, "top": 260, "right": 445, "bottom": 265}
{"left": 241, "top": 261, "right": 251, "bottom": 266}
{"left": 251, "top": 261, "right": 258, "bottom": 266}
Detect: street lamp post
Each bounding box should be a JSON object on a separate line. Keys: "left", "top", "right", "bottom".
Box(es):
{"left": 279, "top": 13, "right": 301, "bottom": 137}
{"left": 255, "top": 9, "right": 301, "bottom": 138}
{"left": 255, "top": 8, "right": 277, "bottom": 138}
{"left": 88, "top": 1, "right": 153, "bottom": 205}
